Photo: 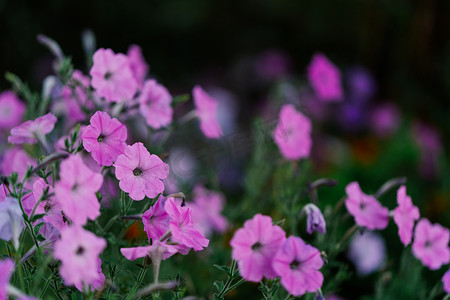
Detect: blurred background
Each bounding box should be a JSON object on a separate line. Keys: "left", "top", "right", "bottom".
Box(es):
{"left": 1, "top": 0, "right": 450, "bottom": 299}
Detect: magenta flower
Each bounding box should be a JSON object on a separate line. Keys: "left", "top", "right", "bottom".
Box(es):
{"left": 443, "top": 268, "right": 450, "bottom": 294}
{"left": 127, "top": 44, "right": 149, "bottom": 87}
{"left": 1, "top": 148, "right": 36, "bottom": 180}
{"left": 230, "top": 214, "right": 286, "bottom": 282}
{"left": 345, "top": 182, "right": 389, "bottom": 230}
{"left": 0, "top": 91, "right": 25, "bottom": 129}
{"left": 138, "top": 80, "right": 173, "bottom": 129}
{"left": 121, "top": 241, "right": 179, "bottom": 261}
{"left": 303, "top": 203, "right": 326, "bottom": 234}
{"left": 164, "top": 197, "right": 209, "bottom": 251}
{"left": 0, "top": 258, "right": 14, "bottom": 300}
{"left": 74, "top": 258, "right": 105, "bottom": 292}
{"left": 307, "top": 53, "right": 343, "bottom": 101}
{"left": 90, "top": 48, "right": 138, "bottom": 102}
{"left": 272, "top": 236, "right": 323, "bottom": 296}
{"left": 142, "top": 195, "right": 169, "bottom": 240}
{"left": 82, "top": 111, "right": 127, "bottom": 167}
{"left": 8, "top": 113, "right": 57, "bottom": 145}
{"left": 55, "top": 155, "right": 103, "bottom": 225}
{"left": 273, "top": 104, "right": 312, "bottom": 161}
{"left": 114, "top": 142, "right": 169, "bottom": 201}
{"left": 61, "top": 70, "right": 92, "bottom": 123}
{"left": 369, "top": 103, "right": 400, "bottom": 138}
{"left": 393, "top": 186, "right": 420, "bottom": 246}
{"left": 412, "top": 218, "right": 450, "bottom": 270}
{"left": 188, "top": 185, "right": 228, "bottom": 237}
{"left": 53, "top": 225, "right": 106, "bottom": 288}
{"left": 193, "top": 85, "right": 223, "bottom": 139}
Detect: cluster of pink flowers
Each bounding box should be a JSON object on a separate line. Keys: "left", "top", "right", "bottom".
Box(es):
{"left": 345, "top": 182, "right": 450, "bottom": 281}
{"left": 230, "top": 214, "right": 323, "bottom": 296}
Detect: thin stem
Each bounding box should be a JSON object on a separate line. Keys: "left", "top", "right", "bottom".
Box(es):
{"left": 32, "top": 153, "right": 68, "bottom": 175}
{"left": 335, "top": 224, "right": 359, "bottom": 251}
{"left": 375, "top": 177, "right": 407, "bottom": 199}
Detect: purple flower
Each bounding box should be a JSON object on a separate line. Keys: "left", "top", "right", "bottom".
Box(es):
{"left": 90, "top": 48, "right": 138, "bottom": 102}
{"left": 345, "top": 182, "right": 389, "bottom": 230}
{"left": 0, "top": 258, "right": 14, "bottom": 300}
{"left": 114, "top": 142, "right": 169, "bottom": 201}
{"left": 0, "top": 91, "right": 25, "bottom": 129}
{"left": 82, "top": 111, "right": 127, "bottom": 167}
{"left": 1, "top": 148, "right": 36, "bottom": 180}
{"left": 230, "top": 214, "right": 286, "bottom": 282}
{"left": 8, "top": 113, "right": 57, "bottom": 145}
{"left": 127, "top": 44, "right": 149, "bottom": 88}
{"left": 164, "top": 197, "right": 209, "bottom": 251}
{"left": 142, "top": 195, "right": 169, "bottom": 240}
{"left": 443, "top": 268, "right": 450, "bottom": 294}
{"left": 369, "top": 103, "right": 400, "bottom": 138}
{"left": 272, "top": 236, "right": 324, "bottom": 296}
{"left": 346, "top": 66, "right": 376, "bottom": 102}
{"left": 303, "top": 204, "right": 326, "bottom": 234}
{"left": 393, "top": 186, "right": 420, "bottom": 246}
{"left": 412, "top": 219, "right": 450, "bottom": 270}
{"left": 307, "top": 53, "right": 343, "bottom": 102}
{"left": 347, "top": 231, "right": 386, "bottom": 275}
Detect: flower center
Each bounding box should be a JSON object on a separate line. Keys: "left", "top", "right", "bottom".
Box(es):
{"left": 251, "top": 242, "right": 262, "bottom": 251}
{"left": 133, "top": 167, "right": 144, "bottom": 176}
{"left": 424, "top": 240, "right": 431, "bottom": 248}
{"left": 97, "top": 134, "right": 105, "bottom": 142}
{"left": 76, "top": 246, "right": 85, "bottom": 255}
{"left": 290, "top": 259, "right": 301, "bottom": 270}
{"left": 359, "top": 202, "right": 366, "bottom": 210}
{"left": 104, "top": 71, "right": 112, "bottom": 80}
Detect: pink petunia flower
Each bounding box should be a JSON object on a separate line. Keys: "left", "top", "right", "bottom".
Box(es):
{"left": 114, "top": 142, "right": 169, "bottom": 201}
{"left": 273, "top": 104, "right": 312, "bottom": 161}
{"left": 393, "top": 186, "right": 420, "bottom": 246}
{"left": 142, "top": 195, "right": 169, "bottom": 240}
{"left": 61, "top": 70, "right": 92, "bottom": 123}
{"left": 74, "top": 258, "right": 105, "bottom": 292}
{"left": 55, "top": 155, "right": 103, "bottom": 225}
{"left": 120, "top": 240, "right": 179, "bottom": 262}
{"left": 164, "top": 197, "right": 209, "bottom": 251}
{"left": 187, "top": 185, "right": 228, "bottom": 237}
{"left": 443, "top": 268, "right": 450, "bottom": 294}
{"left": 0, "top": 258, "right": 14, "bottom": 300}
{"left": 193, "top": 85, "right": 223, "bottom": 139}
{"left": 345, "top": 182, "right": 389, "bottom": 230}
{"left": 347, "top": 231, "right": 386, "bottom": 275}
{"left": 272, "top": 236, "right": 323, "bottom": 296}
{"left": 53, "top": 225, "right": 106, "bottom": 288}
{"left": 412, "top": 219, "right": 450, "bottom": 270}
{"left": 307, "top": 53, "right": 343, "bottom": 101}
{"left": 82, "top": 111, "right": 127, "bottom": 167}
{"left": 138, "top": 80, "right": 173, "bottom": 129}
{"left": 127, "top": 44, "right": 149, "bottom": 88}
{"left": 8, "top": 113, "right": 57, "bottom": 145}
{"left": 1, "top": 148, "right": 36, "bottom": 180}
{"left": 90, "top": 48, "right": 138, "bottom": 102}
{"left": 21, "top": 178, "right": 50, "bottom": 217}
{"left": 0, "top": 91, "right": 25, "bottom": 129}
{"left": 230, "top": 214, "right": 286, "bottom": 282}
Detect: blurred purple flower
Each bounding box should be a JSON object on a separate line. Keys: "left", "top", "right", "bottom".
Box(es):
{"left": 443, "top": 268, "right": 450, "bottom": 293}
{"left": 412, "top": 122, "right": 442, "bottom": 178}
{"left": 303, "top": 203, "right": 326, "bottom": 234}
{"left": 369, "top": 103, "right": 400, "bottom": 138}
{"left": 347, "top": 231, "right": 386, "bottom": 275}
{"left": 346, "top": 66, "right": 376, "bottom": 103}
{"left": 255, "top": 49, "right": 292, "bottom": 82}
{"left": 1, "top": 147, "right": 36, "bottom": 180}
{"left": 307, "top": 53, "right": 343, "bottom": 102}
{"left": 0, "top": 91, "right": 25, "bottom": 130}
{"left": 127, "top": 44, "right": 149, "bottom": 88}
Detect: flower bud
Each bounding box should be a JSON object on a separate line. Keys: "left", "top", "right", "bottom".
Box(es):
{"left": 303, "top": 203, "right": 326, "bottom": 234}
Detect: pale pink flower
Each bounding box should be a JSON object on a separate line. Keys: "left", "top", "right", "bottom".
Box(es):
{"left": 393, "top": 186, "right": 420, "bottom": 246}
{"left": 127, "top": 44, "right": 149, "bottom": 88}
{"left": 55, "top": 155, "right": 103, "bottom": 225}
{"left": 0, "top": 91, "right": 25, "bottom": 129}
{"left": 138, "top": 80, "right": 173, "bottom": 129}
{"left": 90, "top": 48, "right": 138, "bottom": 102}
{"left": 114, "top": 142, "right": 169, "bottom": 201}
{"left": 307, "top": 53, "right": 343, "bottom": 101}
{"left": 142, "top": 195, "right": 169, "bottom": 240}
{"left": 0, "top": 258, "right": 14, "bottom": 300}
{"left": 121, "top": 241, "right": 179, "bottom": 261}
{"left": 74, "top": 258, "right": 105, "bottom": 292}
{"left": 412, "top": 219, "right": 450, "bottom": 270}
{"left": 193, "top": 85, "right": 223, "bottom": 139}
{"left": 0, "top": 198, "right": 25, "bottom": 249}
{"left": 82, "top": 111, "right": 127, "bottom": 166}
{"left": 272, "top": 236, "right": 323, "bottom": 296}
{"left": 230, "top": 214, "right": 286, "bottom": 282}
{"left": 21, "top": 178, "right": 50, "bottom": 216}
{"left": 61, "top": 70, "right": 92, "bottom": 123}
{"left": 273, "top": 104, "right": 312, "bottom": 161}
{"left": 347, "top": 231, "right": 386, "bottom": 275}
{"left": 443, "top": 268, "right": 450, "bottom": 293}
{"left": 8, "top": 113, "right": 57, "bottom": 145}
{"left": 345, "top": 182, "right": 389, "bottom": 230}
{"left": 53, "top": 226, "right": 106, "bottom": 288}
{"left": 188, "top": 185, "right": 228, "bottom": 237}
{"left": 164, "top": 197, "right": 209, "bottom": 251}
{"left": 1, "top": 148, "right": 36, "bottom": 180}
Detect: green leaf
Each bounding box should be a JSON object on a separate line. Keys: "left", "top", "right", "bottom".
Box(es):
{"left": 34, "top": 222, "right": 45, "bottom": 235}
{"left": 213, "top": 280, "right": 224, "bottom": 292}
{"left": 172, "top": 94, "right": 190, "bottom": 107}
{"left": 31, "top": 214, "right": 46, "bottom": 223}
{"left": 214, "top": 264, "right": 230, "bottom": 273}
{"left": 36, "top": 234, "right": 46, "bottom": 242}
